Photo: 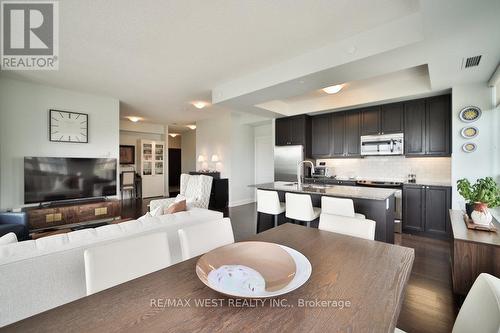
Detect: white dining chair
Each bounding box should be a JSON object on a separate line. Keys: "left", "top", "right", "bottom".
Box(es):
{"left": 257, "top": 190, "right": 286, "bottom": 232}
{"left": 319, "top": 213, "right": 376, "bottom": 240}
{"left": 321, "top": 196, "right": 365, "bottom": 219}
{"left": 285, "top": 193, "right": 321, "bottom": 228}
{"left": 395, "top": 273, "right": 500, "bottom": 333}
{"left": 84, "top": 232, "right": 171, "bottom": 295}
{"left": 178, "top": 218, "right": 234, "bottom": 260}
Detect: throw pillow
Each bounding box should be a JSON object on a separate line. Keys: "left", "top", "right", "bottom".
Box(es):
{"left": 150, "top": 205, "right": 164, "bottom": 217}
{"left": 0, "top": 232, "right": 18, "bottom": 246}
{"left": 164, "top": 200, "right": 187, "bottom": 214}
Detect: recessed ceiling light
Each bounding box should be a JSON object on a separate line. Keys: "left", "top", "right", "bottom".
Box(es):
{"left": 169, "top": 133, "right": 180, "bottom": 137}
{"left": 127, "top": 116, "right": 142, "bottom": 122}
{"left": 322, "top": 84, "right": 344, "bottom": 94}
{"left": 192, "top": 101, "right": 208, "bottom": 109}
{"left": 186, "top": 124, "right": 197, "bottom": 130}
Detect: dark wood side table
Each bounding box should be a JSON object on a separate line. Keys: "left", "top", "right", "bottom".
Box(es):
{"left": 449, "top": 209, "right": 500, "bottom": 295}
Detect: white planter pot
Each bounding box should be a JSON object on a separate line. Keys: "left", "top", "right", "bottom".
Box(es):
{"left": 471, "top": 208, "right": 493, "bottom": 226}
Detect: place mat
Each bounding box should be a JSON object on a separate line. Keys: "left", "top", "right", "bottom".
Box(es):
{"left": 463, "top": 214, "right": 497, "bottom": 232}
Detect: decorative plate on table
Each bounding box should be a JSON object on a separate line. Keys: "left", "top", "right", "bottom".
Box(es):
{"left": 462, "top": 142, "right": 477, "bottom": 153}
{"left": 459, "top": 106, "right": 481, "bottom": 123}
{"left": 461, "top": 126, "right": 479, "bottom": 139}
{"left": 196, "top": 241, "right": 312, "bottom": 298}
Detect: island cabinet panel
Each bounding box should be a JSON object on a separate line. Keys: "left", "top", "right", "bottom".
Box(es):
{"left": 403, "top": 184, "right": 451, "bottom": 238}
{"left": 344, "top": 110, "right": 361, "bottom": 156}
{"left": 380, "top": 102, "right": 404, "bottom": 134}
{"left": 361, "top": 106, "right": 381, "bottom": 135}
{"left": 331, "top": 112, "right": 346, "bottom": 157}
{"left": 426, "top": 95, "right": 451, "bottom": 156}
{"left": 311, "top": 114, "right": 331, "bottom": 157}
{"left": 404, "top": 99, "right": 426, "bottom": 156}
{"left": 275, "top": 115, "right": 311, "bottom": 156}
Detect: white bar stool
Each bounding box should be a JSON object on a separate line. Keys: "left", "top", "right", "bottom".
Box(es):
{"left": 321, "top": 196, "right": 366, "bottom": 219}
{"left": 285, "top": 193, "right": 321, "bottom": 228}
{"left": 257, "top": 190, "right": 286, "bottom": 232}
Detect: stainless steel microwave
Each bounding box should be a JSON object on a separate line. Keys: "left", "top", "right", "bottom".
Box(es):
{"left": 360, "top": 133, "right": 404, "bottom": 156}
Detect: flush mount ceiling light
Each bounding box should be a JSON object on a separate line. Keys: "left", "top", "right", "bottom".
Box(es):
{"left": 322, "top": 84, "right": 344, "bottom": 94}
{"left": 169, "top": 133, "right": 180, "bottom": 138}
{"left": 186, "top": 124, "right": 197, "bottom": 130}
{"left": 192, "top": 101, "right": 209, "bottom": 109}
{"left": 127, "top": 116, "right": 142, "bottom": 122}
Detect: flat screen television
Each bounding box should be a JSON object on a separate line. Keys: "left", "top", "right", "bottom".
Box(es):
{"left": 24, "top": 157, "right": 117, "bottom": 204}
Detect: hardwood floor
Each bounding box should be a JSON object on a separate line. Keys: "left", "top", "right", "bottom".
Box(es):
{"left": 121, "top": 199, "right": 458, "bottom": 333}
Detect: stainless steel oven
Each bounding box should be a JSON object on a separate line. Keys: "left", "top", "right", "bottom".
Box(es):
{"left": 360, "top": 133, "right": 404, "bottom": 156}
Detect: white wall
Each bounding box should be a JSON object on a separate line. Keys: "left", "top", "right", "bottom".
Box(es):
{"left": 451, "top": 83, "right": 500, "bottom": 219}
{"left": 196, "top": 112, "right": 259, "bottom": 207}
{"left": 181, "top": 130, "right": 196, "bottom": 173}
{"left": 0, "top": 77, "right": 120, "bottom": 209}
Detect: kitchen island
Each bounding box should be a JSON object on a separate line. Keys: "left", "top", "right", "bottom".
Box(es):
{"left": 255, "top": 181, "right": 396, "bottom": 243}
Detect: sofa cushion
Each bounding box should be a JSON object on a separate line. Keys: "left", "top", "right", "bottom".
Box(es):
{"left": 35, "top": 234, "right": 69, "bottom": 250}
{"left": 67, "top": 229, "right": 97, "bottom": 244}
{"left": 165, "top": 200, "right": 187, "bottom": 214}
{"left": 0, "top": 232, "right": 17, "bottom": 246}
{"left": 94, "top": 224, "right": 123, "bottom": 238}
{"left": 0, "top": 240, "right": 36, "bottom": 260}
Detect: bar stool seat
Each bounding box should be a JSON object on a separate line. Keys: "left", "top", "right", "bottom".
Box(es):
{"left": 256, "top": 190, "right": 286, "bottom": 232}
{"left": 285, "top": 193, "right": 321, "bottom": 228}
{"left": 321, "top": 196, "right": 365, "bottom": 219}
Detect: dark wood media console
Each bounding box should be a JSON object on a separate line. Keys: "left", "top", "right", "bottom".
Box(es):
{"left": 25, "top": 199, "right": 121, "bottom": 231}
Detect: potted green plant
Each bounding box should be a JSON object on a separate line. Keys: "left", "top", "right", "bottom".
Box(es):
{"left": 457, "top": 177, "right": 500, "bottom": 225}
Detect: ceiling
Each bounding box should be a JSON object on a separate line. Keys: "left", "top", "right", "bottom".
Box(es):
{"left": 1, "top": 0, "right": 499, "bottom": 124}
{"left": 1, "top": 0, "right": 420, "bottom": 124}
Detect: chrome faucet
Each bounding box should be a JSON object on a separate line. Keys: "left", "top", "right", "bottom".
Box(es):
{"left": 297, "top": 161, "right": 315, "bottom": 188}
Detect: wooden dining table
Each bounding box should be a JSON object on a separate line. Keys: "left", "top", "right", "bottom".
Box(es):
{"left": 4, "top": 223, "right": 414, "bottom": 333}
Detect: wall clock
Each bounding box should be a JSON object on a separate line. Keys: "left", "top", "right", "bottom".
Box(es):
{"left": 49, "top": 109, "right": 89, "bottom": 143}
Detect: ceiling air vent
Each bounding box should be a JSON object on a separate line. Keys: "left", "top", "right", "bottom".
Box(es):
{"left": 462, "top": 55, "right": 482, "bottom": 69}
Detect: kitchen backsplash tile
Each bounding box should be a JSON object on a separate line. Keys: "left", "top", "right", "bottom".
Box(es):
{"left": 316, "top": 157, "right": 451, "bottom": 184}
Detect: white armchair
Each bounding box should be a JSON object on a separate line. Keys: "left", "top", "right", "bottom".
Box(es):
{"left": 149, "top": 174, "right": 213, "bottom": 212}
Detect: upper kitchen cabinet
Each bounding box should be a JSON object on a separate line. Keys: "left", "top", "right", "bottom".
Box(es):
{"left": 330, "top": 111, "right": 360, "bottom": 158}
{"left": 361, "top": 103, "right": 404, "bottom": 136}
{"left": 311, "top": 114, "right": 331, "bottom": 157}
{"left": 404, "top": 95, "right": 451, "bottom": 157}
{"left": 275, "top": 115, "right": 312, "bottom": 155}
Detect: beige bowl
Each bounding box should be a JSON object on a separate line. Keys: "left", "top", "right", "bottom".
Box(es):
{"left": 196, "top": 241, "right": 300, "bottom": 297}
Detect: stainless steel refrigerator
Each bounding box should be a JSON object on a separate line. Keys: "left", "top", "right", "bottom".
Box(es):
{"left": 274, "top": 145, "right": 304, "bottom": 182}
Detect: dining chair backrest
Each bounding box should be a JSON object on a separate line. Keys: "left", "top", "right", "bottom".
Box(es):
{"left": 285, "top": 193, "right": 315, "bottom": 220}
{"left": 178, "top": 218, "right": 234, "bottom": 260}
{"left": 121, "top": 171, "right": 135, "bottom": 187}
{"left": 452, "top": 273, "right": 500, "bottom": 333}
{"left": 319, "top": 213, "right": 376, "bottom": 240}
{"left": 257, "top": 190, "right": 282, "bottom": 215}
{"left": 84, "top": 232, "right": 171, "bottom": 295}
{"left": 321, "top": 196, "right": 356, "bottom": 217}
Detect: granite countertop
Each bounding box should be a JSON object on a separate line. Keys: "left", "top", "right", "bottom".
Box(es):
{"left": 254, "top": 182, "right": 395, "bottom": 200}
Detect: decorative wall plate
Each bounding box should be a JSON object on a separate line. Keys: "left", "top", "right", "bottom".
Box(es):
{"left": 459, "top": 106, "right": 481, "bottom": 123}
{"left": 196, "top": 241, "right": 311, "bottom": 298}
{"left": 461, "top": 126, "right": 479, "bottom": 139}
{"left": 462, "top": 142, "right": 477, "bottom": 153}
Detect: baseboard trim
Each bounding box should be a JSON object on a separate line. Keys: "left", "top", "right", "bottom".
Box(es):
{"left": 228, "top": 198, "right": 255, "bottom": 208}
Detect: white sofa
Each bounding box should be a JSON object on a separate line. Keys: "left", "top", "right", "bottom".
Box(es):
{"left": 0, "top": 207, "right": 223, "bottom": 327}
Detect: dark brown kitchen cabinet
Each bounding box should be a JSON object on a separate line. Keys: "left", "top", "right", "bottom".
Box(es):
{"left": 361, "top": 106, "right": 380, "bottom": 135}
{"left": 403, "top": 184, "right": 451, "bottom": 238}
{"left": 344, "top": 110, "right": 361, "bottom": 156}
{"left": 330, "top": 111, "right": 360, "bottom": 157}
{"left": 331, "top": 112, "right": 345, "bottom": 157}
{"left": 361, "top": 103, "right": 403, "bottom": 136}
{"left": 311, "top": 114, "right": 331, "bottom": 157}
{"left": 426, "top": 95, "right": 451, "bottom": 156}
{"left": 381, "top": 103, "right": 404, "bottom": 134}
{"left": 404, "top": 95, "right": 451, "bottom": 157}
{"left": 275, "top": 115, "right": 311, "bottom": 152}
